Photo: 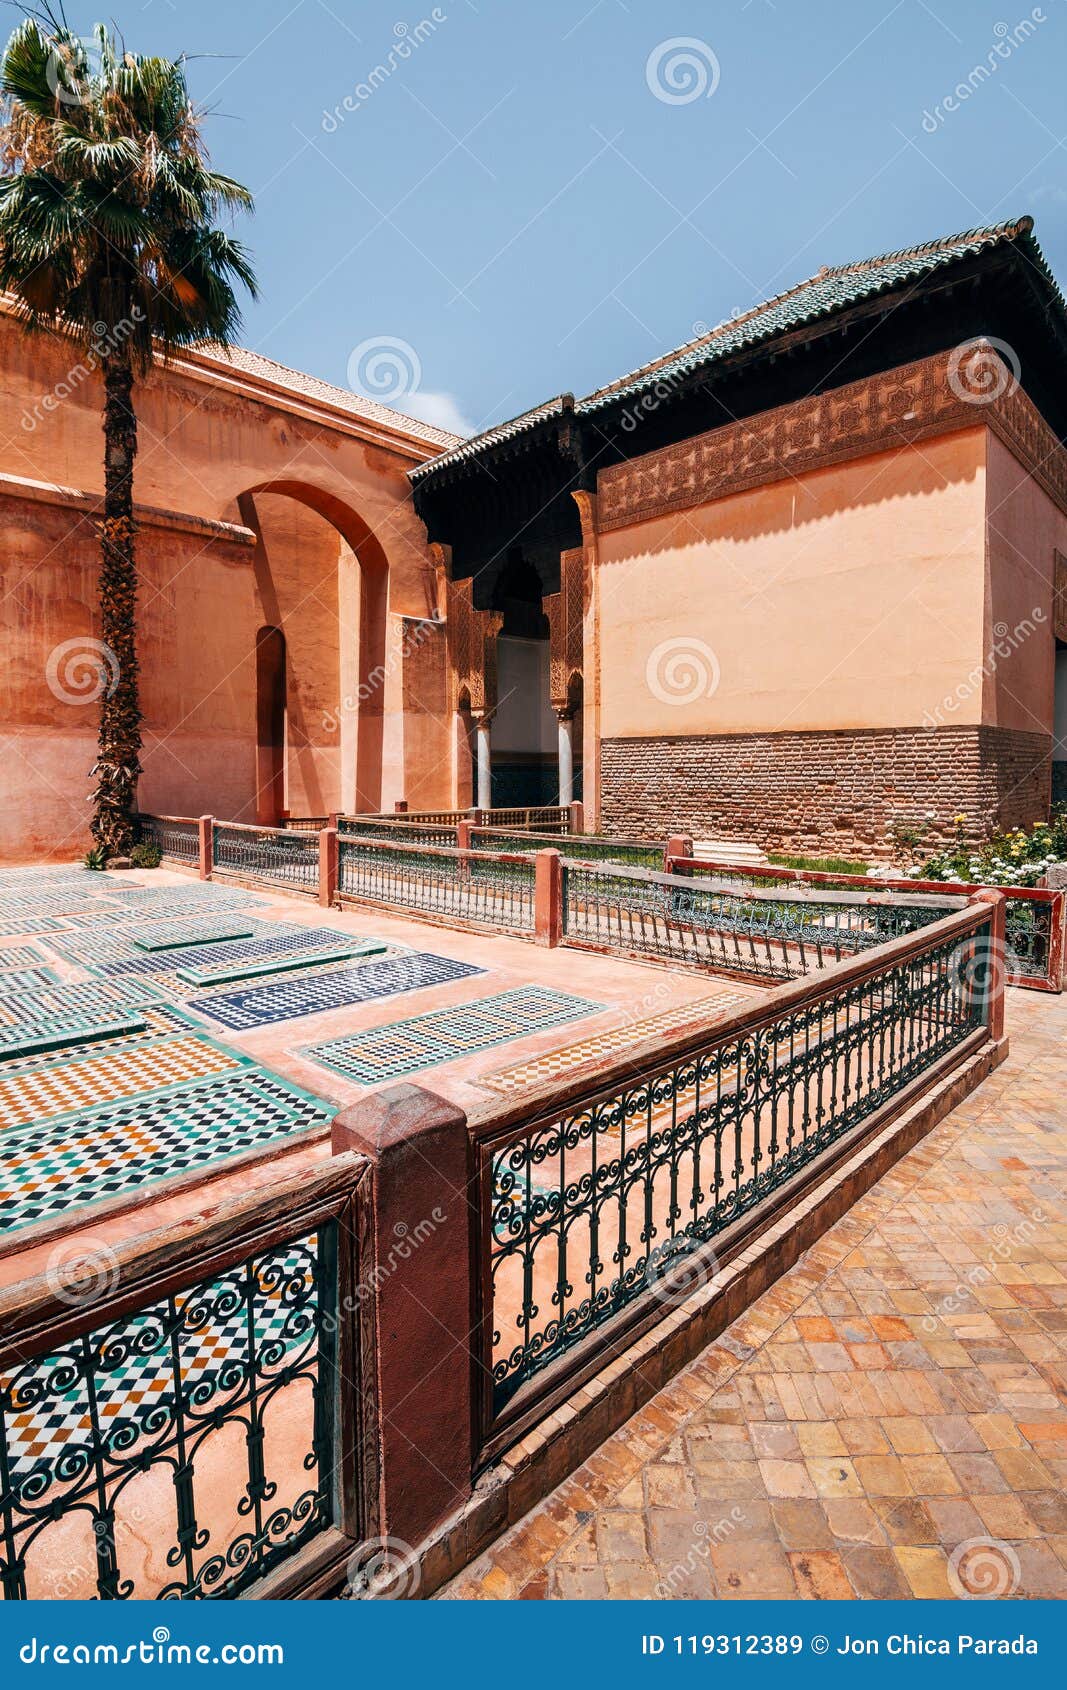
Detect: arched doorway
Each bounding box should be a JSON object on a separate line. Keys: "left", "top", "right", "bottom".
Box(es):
{"left": 254, "top": 626, "right": 286, "bottom": 824}
{"left": 237, "top": 482, "right": 390, "bottom": 818}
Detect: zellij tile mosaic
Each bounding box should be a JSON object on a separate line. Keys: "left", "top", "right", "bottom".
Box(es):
{"left": 303, "top": 986, "right": 605, "bottom": 1086}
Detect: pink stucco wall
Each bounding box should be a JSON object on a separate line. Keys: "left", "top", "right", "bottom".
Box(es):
{"left": 0, "top": 309, "right": 452, "bottom": 859}
{"left": 595, "top": 428, "right": 990, "bottom": 741}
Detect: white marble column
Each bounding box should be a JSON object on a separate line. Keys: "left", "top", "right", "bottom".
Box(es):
{"left": 557, "top": 711, "right": 574, "bottom": 807}
{"left": 475, "top": 715, "right": 492, "bottom": 810}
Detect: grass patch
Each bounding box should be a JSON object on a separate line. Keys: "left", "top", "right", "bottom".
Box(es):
{"left": 768, "top": 852, "right": 870, "bottom": 877}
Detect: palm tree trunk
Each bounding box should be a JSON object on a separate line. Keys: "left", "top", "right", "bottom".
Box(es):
{"left": 92, "top": 355, "right": 142, "bottom": 856}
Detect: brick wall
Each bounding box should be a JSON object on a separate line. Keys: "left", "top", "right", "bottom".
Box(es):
{"left": 599, "top": 726, "right": 1052, "bottom": 858}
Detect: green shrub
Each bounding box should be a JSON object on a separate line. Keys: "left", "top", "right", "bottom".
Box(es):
{"left": 768, "top": 852, "right": 869, "bottom": 877}
{"left": 82, "top": 846, "right": 108, "bottom": 871}
{"left": 130, "top": 842, "right": 162, "bottom": 869}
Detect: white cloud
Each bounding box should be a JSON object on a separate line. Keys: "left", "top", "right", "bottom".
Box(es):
{"left": 394, "top": 390, "right": 476, "bottom": 437}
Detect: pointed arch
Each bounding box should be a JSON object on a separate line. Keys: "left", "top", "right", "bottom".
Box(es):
{"left": 237, "top": 480, "right": 390, "bottom": 813}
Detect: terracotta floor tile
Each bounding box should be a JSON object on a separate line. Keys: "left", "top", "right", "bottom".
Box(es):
{"left": 823, "top": 1497, "right": 885, "bottom": 1547}
{"left": 898, "top": 1453, "right": 963, "bottom": 1496}
{"left": 437, "top": 989, "right": 1067, "bottom": 1604}
{"left": 882, "top": 1416, "right": 939, "bottom": 1455}
{"left": 749, "top": 1421, "right": 801, "bottom": 1460}
{"left": 853, "top": 1454, "right": 912, "bottom": 1497}
{"left": 971, "top": 1491, "right": 1044, "bottom": 1539}
{"left": 757, "top": 1458, "right": 817, "bottom": 1499}
{"left": 870, "top": 1496, "right": 940, "bottom": 1546}
{"left": 597, "top": 1510, "right": 648, "bottom": 1561}
{"left": 839, "top": 1416, "right": 891, "bottom": 1455}
{"left": 796, "top": 1317, "right": 837, "bottom": 1343}
{"left": 710, "top": 1539, "right": 797, "bottom": 1598}
{"left": 692, "top": 1461, "right": 769, "bottom": 1502}
{"left": 992, "top": 1447, "right": 1055, "bottom": 1491}
{"left": 797, "top": 1421, "right": 848, "bottom": 1459}
{"left": 894, "top": 1545, "right": 954, "bottom": 1598}
{"left": 805, "top": 1457, "right": 864, "bottom": 1498}
{"left": 840, "top": 1545, "right": 910, "bottom": 1598}
{"left": 923, "top": 1496, "right": 987, "bottom": 1544}
{"left": 1013, "top": 1541, "right": 1067, "bottom": 1598}
{"left": 788, "top": 1549, "right": 855, "bottom": 1600}
{"left": 770, "top": 1498, "right": 834, "bottom": 1552}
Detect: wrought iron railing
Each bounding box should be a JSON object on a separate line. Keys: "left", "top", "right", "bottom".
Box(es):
{"left": 336, "top": 837, "right": 536, "bottom": 931}
{"left": 473, "top": 901, "right": 995, "bottom": 1445}
{"left": 213, "top": 822, "right": 319, "bottom": 892}
{"left": 562, "top": 861, "right": 960, "bottom": 980}
{"left": 135, "top": 813, "right": 199, "bottom": 867}
{"left": 473, "top": 828, "right": 662, "bottom": 868}
{"left": 675, "top": 856, "right": 1065, "bottom": 993}
{"left": 338, "top": 817, "right": 458, "bottom": 849}
{"left": 0, "top": 1158, "right": 369, "bottom": 1601}
{"left": 281, "top": 816, "right": 329, "bottom": 831}
{"left": 482, "top": 807, "right": 570, "bottom": 833}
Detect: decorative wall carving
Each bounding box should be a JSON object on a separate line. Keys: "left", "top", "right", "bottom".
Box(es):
{"left": 546, "top": 547, "right": 585, "bottom": 708}
{"left": 445, "top": 574, "right": 502, "bottom": 712}
{"left": 596, "top": 346, "right": 1067, "bottom": 531}
{"left": 1055, "top": 550, "right": 1067, "bottom": 644}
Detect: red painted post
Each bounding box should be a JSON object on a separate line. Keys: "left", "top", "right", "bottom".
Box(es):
{"left": 456, "top": 819, "right": 472, "bottom": 851}
{"left": 327, "top": 811, "right": 339, "bottom": 831}
{"left": 319, "top": 827, "right": 338, "bottom": 909}
{"left": 331, "top": 1085, "right": 473, "bottom": 1551}
{"left": 535, "top": 848, "right": 563, "bottom": 947}
{"left": 198, "top": 816, "right": 213, "bottom": 881}
{"left": 973, "top": 889, "right": 1007, "bottom": 1043}
{"left": 568, "top": 799, "right": 584, "bottom": 836}
{"left": 665, "top": 833, "right": 693, "bottom": 872}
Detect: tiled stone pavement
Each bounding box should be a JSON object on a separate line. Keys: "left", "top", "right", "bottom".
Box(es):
{"left": 441, "top": 989, "right": 1067, "bottom": 1601}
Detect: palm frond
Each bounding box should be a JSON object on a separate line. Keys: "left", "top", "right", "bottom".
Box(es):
{"left": 0, "top": 16, "right": 257, "bottom": 368}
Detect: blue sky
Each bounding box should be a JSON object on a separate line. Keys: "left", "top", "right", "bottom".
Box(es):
{"left": 92, "top": 0, "right": 1067, "bottom": 438}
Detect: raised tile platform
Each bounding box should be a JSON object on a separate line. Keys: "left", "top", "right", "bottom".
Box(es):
{"left": 191, "top": 951, "right": 484, "bottom": 1030}
{"left": 304, "top": 985, "right": 605, "bottom": 1086}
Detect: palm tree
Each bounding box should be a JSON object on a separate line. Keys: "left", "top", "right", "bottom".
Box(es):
{"left": 0, "top": 15, "right": 256, "bottom": 855}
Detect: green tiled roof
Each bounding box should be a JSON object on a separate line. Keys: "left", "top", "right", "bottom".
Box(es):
{"left": 412, "top": 215, "right": 1059, "bottom": 482}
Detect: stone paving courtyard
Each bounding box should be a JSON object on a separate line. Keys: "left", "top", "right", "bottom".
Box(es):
{"left": 441, "top": 987, "right": 1067, "bottom": 1601}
